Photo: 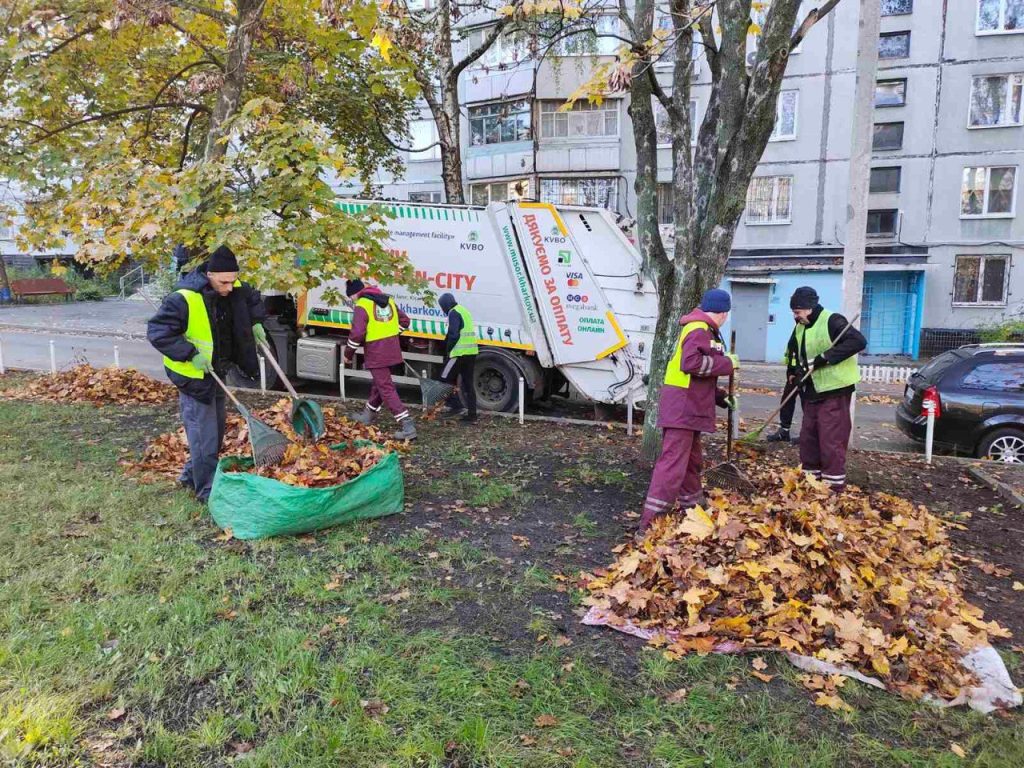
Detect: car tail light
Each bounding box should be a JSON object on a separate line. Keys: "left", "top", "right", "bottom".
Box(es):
{"left": 920, "top": 386, "right": 941, "bottom": 419}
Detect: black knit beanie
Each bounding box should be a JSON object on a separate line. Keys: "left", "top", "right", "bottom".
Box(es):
{"left": 207, "top": 245, "right": 239, "bottom": 273}
{"left": 345, "top": 279, "right": 365, "bottom": 297}
{"left": 790, "top": 286, "right": 819, "bottom": 310}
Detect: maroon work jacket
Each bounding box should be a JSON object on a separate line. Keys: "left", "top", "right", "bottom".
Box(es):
{"left": 347, "top": 286, "right": 410, "bottom": 369}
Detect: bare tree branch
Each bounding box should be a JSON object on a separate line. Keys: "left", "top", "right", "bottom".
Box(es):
{"left": 165, "top": 20, "right": 225, "bottom": 69}
{"left": 140, "top": 59, "right": 219, "bottom": 144}
{"left": 451, "top": 14, "right": 513, "bottom": 79}
{"left": 791, "top": 0, "right": 841, "bottom": 49}
{"left": 29, "top": 102, "right": 212, "bottom": 144}
{"left": 160, "top": 0, "right": 235, "bottom": 25}
{"left": 179, "top": 108, "right": 202, "bottom": 170}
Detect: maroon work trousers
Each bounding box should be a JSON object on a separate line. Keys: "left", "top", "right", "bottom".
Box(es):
{"left": 799, "top": 392, "right": 852, "bottom": 491}
{"left": 641, "top": 428, "right": 704, "bottom": 530}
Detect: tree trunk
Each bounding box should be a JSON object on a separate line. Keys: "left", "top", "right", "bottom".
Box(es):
{"left": 438, "top": 80, "right": 464, "bottom": 204}
{"left": 203, "top": 0, "right": 265, "bottom": 162}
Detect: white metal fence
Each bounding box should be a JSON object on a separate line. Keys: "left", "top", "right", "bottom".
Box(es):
{"left": 859, "top": 364, "right": 915, "bottom": 384}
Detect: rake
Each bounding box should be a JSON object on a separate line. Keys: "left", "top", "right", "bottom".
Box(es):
{"left": 740, "top": 313, "right": 862, "bottom": 445}
{"left": 704, "top": 332, "right": 756, "bottom": 494}
{"left": 257, "top": 340, "right": 325, "bottom": 441}
{"left": 403, "top": 362, "right": 455, "bottom": 408}
{"left": 208, "top": 369, "right": 293, "bottom": 467}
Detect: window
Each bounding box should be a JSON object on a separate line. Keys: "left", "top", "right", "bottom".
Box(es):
{"left": 953, "top": 255, "right": 1010, "bottom": 304}
{"left": 977, "top": 0, "right": 1024, "bottom": 34}
{"left": 469, "top": 179, "right": 531, "bottom": 206}
{"left": 872, "top": 121, "right": 904, "bottom": 150}
{"left": 870, "top": 166, "right": 902, "bottom": 193}
{"left": 552, "top": 15, "right": 620, "bottom": 56}
{"left": 769, "top": 90, "right": 798, "bottom": 141}
{"left": 878, "top": 31, "right": 911, "bottom": 58}
{"left": 466, "top": 26, "right": 527, "bottom": 68}
{"left": 875, "top": 79, "right": 907, "bottom": 107}
{"left": 657, "top": 184, "right": 674, "bottom": 225}
{"left": 409, "top": 191, "right": 443, "bottom": 203}
{"left": 969, "top": 74, "right": 1024, "bottom": 128}
{"left": 881, "top": 0, "right": 913, "bottom": 15}
{"left": 962, "top": 363, "right": 1024, "bottom": 391}
{"left": 469, "top": 99, "right": 532, "bottom": 146}
{"left": 746, "top": 4, "right": 804, "bottom": 68}
{"left": 408, "top": 119, "right": 440, "bottom": 161}
{"left": 654, "top": 99, "right": 697, "bottom": 145}
{"left": 961, "top": 166, "right": 1017, "bottom": 217}
{"left": 540, "top": 178, "right": 618, "bottom": 209}
{"left": 539, "top": 100, "right": 618, "bottom": 139}
{"left": 867, "top": 209, "right": 899, "bottom": 236}
{"left": 745, "top": 176, "right": 793, "bottom": 225}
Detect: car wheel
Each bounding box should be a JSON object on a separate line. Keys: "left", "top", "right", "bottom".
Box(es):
{"left": 474, "top": 353, "right": 521, "bottom": 413}
{"left": 977, "top": 427, "right": 1024, "bottom": 464}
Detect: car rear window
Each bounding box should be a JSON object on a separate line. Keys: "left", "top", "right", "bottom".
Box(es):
{"left": 913, "top": 350, "right": 970, "bottom": 382}
{"left": 962, "top": 362, "right": 1024, "bottom": 391}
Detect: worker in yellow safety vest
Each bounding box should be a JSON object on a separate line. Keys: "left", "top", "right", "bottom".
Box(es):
{"left": 438, "top": 292, "right": 479, "bottom": 423}
{"left": 147, "top": 246, "right": 267, "bottom": 502}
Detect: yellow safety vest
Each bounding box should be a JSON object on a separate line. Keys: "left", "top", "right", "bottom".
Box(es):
{"left": 357, "top": 296, "right": 401, "bottom": 342}
{"left": 449, "top": 305, "right": 479, "bottom": 357}
{"left": 162, "top": 282, "right": 242, "bottom": 379}
{"left": 664, "top": 321, "right": 714, "bottom": 389}
{"left": 794, "top": 309, "right": 860, "bottom": 393}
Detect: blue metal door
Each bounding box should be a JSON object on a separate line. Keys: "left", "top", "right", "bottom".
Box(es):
{"left": 862, "top": 273, "right": 915, "bottom": 356}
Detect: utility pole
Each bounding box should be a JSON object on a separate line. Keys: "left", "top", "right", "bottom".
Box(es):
{"left": 841, "top": 0, "right": 882, "bottom": 321}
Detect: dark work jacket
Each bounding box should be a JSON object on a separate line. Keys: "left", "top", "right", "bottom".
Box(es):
{"left": 785, "top": 305, "right": 867, "bottom": 403}
{"left": 439, "top": 293, "right": 462, "bottom": 358}
{"left": 147, "top": 266, "right": 266, "bottom": 403}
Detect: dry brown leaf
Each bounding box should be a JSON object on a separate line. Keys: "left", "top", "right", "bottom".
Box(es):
{"left": 533, "top": 714, "right": 559, "bottom": 728}
{"left": 360, "top": 699, "right": 389, "bottom": 717}
{"left": 1012, "top": 581, "right": 1024, "bottom": 592}
{"left": 664, "top": 688, "right": 688, "bottom": 703}
{"left": 751, "top": 670, "right": 775, "bottom": 683}
{"left": 106, "top": 707, "right": 126, "bottom": 721}
{"left": 950, "top": 743, "right": 967, "bottom": 758}
{"left": 751, "top": 656, "right": 768, "bottom": 671}
{"left": 814, "top": 693, "right": 852, "bottom": 712}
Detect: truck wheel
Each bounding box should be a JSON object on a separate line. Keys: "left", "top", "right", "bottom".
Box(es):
{"left": 474, "top": 354, "right": 521, "bottom": 413}
{"left": 978, "top": 427, "right": 1024, "bottom": 464}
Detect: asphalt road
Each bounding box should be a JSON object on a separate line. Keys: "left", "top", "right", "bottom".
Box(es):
{"left": 0, "top": 326, "right": 920, "bottom": 454}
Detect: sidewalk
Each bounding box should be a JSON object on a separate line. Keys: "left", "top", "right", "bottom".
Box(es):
{"left": 0, "top": 299, "right": 153, "bottom": 339}
{"left": 738, "top": 362, "right": 907, "bottom": 395}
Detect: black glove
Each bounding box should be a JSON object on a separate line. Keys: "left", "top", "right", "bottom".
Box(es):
{"left": 812, "top": 354, "right": 829, "bottom": 369}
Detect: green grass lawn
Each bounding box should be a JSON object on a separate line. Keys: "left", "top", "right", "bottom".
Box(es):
{"left": 1, "top": 397, "right": 1022, "bottom": 767}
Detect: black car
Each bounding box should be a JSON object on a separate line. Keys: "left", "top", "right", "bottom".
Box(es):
{"left": 895, "top": 344, "right": 1024, "bottom": 463}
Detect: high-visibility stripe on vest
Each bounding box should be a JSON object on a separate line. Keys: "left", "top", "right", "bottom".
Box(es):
{"left": 163, "top": 289, "right": 214, "bottom": 380}
{"left": 357, "top": 296, "right": 401, "bottom": 342}
{"left": 664, "top": 321, "right": 710, "bottom": 389}
{"left": 794, "top": 309, "right": 860, "bottom": 393}
{"left": 449, "top": 305, "right": 479, "bottom": 357}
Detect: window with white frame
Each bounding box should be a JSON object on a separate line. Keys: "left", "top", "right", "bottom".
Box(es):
{"left": 746, "top": 176, "right": 793, "bottom": 225}
{"left": 969, "top": 74, "right": 1023, "bottom": 128}
{"left": 881, "top": 0, "right": 913, "bottom": 15}
{"left": 961, "top": 166, "right": 1017, "bottom": 217}
{"left": 466, "top": 26, "right": 527, "bottom": 68}
{"left": 878, "top": 31, "right": 911, "bottom": 58}
{"left": 409, "top": 191, "right": 443, "bottom": 203}
{"left": 407, "top": 119, "right": 440, "bottom": 161}
{"left": 540, "top": 178, "right": 618, "bottom": 209}
{"left": 953, "top": 254, "right": 1010, "bottom": 304}
{"left": 469, "top": 99, "right": 532, "bottom": 146}
{"left": 654, "top": 99, "right": 697, "bottom": 145}
{"left": 539, "top": 100, "right": 618, "bottom": 139}
{"left": 552, "top": 14, "right": 620, "bottom": 56}
{"left": 469, "top": 179, "right": 531, "bottom": 206}
{"left": 769, "top": 90, "right": 798, "bottom": 141}
{"left": 977, "top": 0, "right": 1023, "bottom": 34}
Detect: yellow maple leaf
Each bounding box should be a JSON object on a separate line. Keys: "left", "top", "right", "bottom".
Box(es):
{"left": 371, "top": 31, "right": 393, "bottom": 63}
{"left": 870, "top": 654, "right": 891, "bottom": 677}
{"left": 815, "top": 693, "right": 853, "bottom": 712}
{"left": 678, "top": 506, "right": 715, "bottom": 541}
{"left": 618, "top": 550, "right": 644, "bottom": 577}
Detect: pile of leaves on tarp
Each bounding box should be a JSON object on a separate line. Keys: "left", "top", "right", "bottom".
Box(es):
{"left": 227, "top": 441, "right": 386, "bottom": 487}
{"left": 582, "top": 468, "right": 1011, "bottom": 704}
{"left": 11, "top": 365, "right": 175, "bottom": 405}
{"left": 123, "top": 398, "right": 403, "bottom": 483}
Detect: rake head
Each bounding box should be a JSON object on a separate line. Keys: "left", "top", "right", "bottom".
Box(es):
{"left": 420, "top": 378, "right": 455, "bottom": 408}
{"left": 245, "top": 413, "right": 294, "bottom": 467}
{"left": 703, "top": 461, "right": 756, "bottom": 494}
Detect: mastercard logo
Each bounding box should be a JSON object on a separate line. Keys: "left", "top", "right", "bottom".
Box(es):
{"left": 567, "top": 278, "right": 581, "bottom": 287}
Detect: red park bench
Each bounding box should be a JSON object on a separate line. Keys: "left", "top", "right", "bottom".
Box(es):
{"left": 9, "top": 277, "right": 76, "bottom": 302}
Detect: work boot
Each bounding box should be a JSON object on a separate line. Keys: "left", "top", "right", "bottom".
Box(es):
{"left": 393, "top": 417, "right": 418, "bottom": 441}
{"left": 765, "top": 427, "right": 790, "bottom": 443}
{"left": 460, "top": 413, "right": 478, "bottom": 424}
{"left": 443, "top": 407, "right": 465, "bottom": 418}
{"left": 350, "top": 406, "right": 376, "bottom": 425}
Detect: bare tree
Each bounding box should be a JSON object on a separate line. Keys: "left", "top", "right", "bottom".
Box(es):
{"left": 611, "top": 0, "right": 842, "bottom": 456}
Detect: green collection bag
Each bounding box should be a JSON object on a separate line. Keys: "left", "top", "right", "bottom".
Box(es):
{"left": 208, "top": 441, "right": 404, "bottom": 540}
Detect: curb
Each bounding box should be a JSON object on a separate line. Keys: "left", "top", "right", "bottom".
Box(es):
{"left": 0, "top": 323, "right": 147, "bottom": 340}
{"left": 966, "top": 465, "right": 1024, "bottom": 510}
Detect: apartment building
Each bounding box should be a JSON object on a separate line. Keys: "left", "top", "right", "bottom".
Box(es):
{"left": 360, "top": 0, "right": 1024, "bottom": 360}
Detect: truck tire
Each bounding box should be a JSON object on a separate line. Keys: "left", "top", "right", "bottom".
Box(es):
{"left": 474, "top": 352, "right": 522, "bottom": 413}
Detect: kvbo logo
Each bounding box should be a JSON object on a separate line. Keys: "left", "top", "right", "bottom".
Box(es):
{"left": 461, "top": 230, "right": 485, "bottom": 251}
{"left": 566, "top": 293, "right": 590, "bottom": 303}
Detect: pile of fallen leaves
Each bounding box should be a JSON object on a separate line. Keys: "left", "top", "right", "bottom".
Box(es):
{"left": 11, "top": 365, "right": 175, "bottom": 405}
{"left": 123, "top": 398, "right": 403, "bottom": 483}
{"left": 231, "top": 441, "right": 386, "bottom": 487}
{"left": 583, "top": 468, "right": 1010, "bottom": 705}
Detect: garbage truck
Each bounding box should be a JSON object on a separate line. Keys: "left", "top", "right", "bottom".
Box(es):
{"left": 259, "top": 200, "right": 660, "bottom": 412}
